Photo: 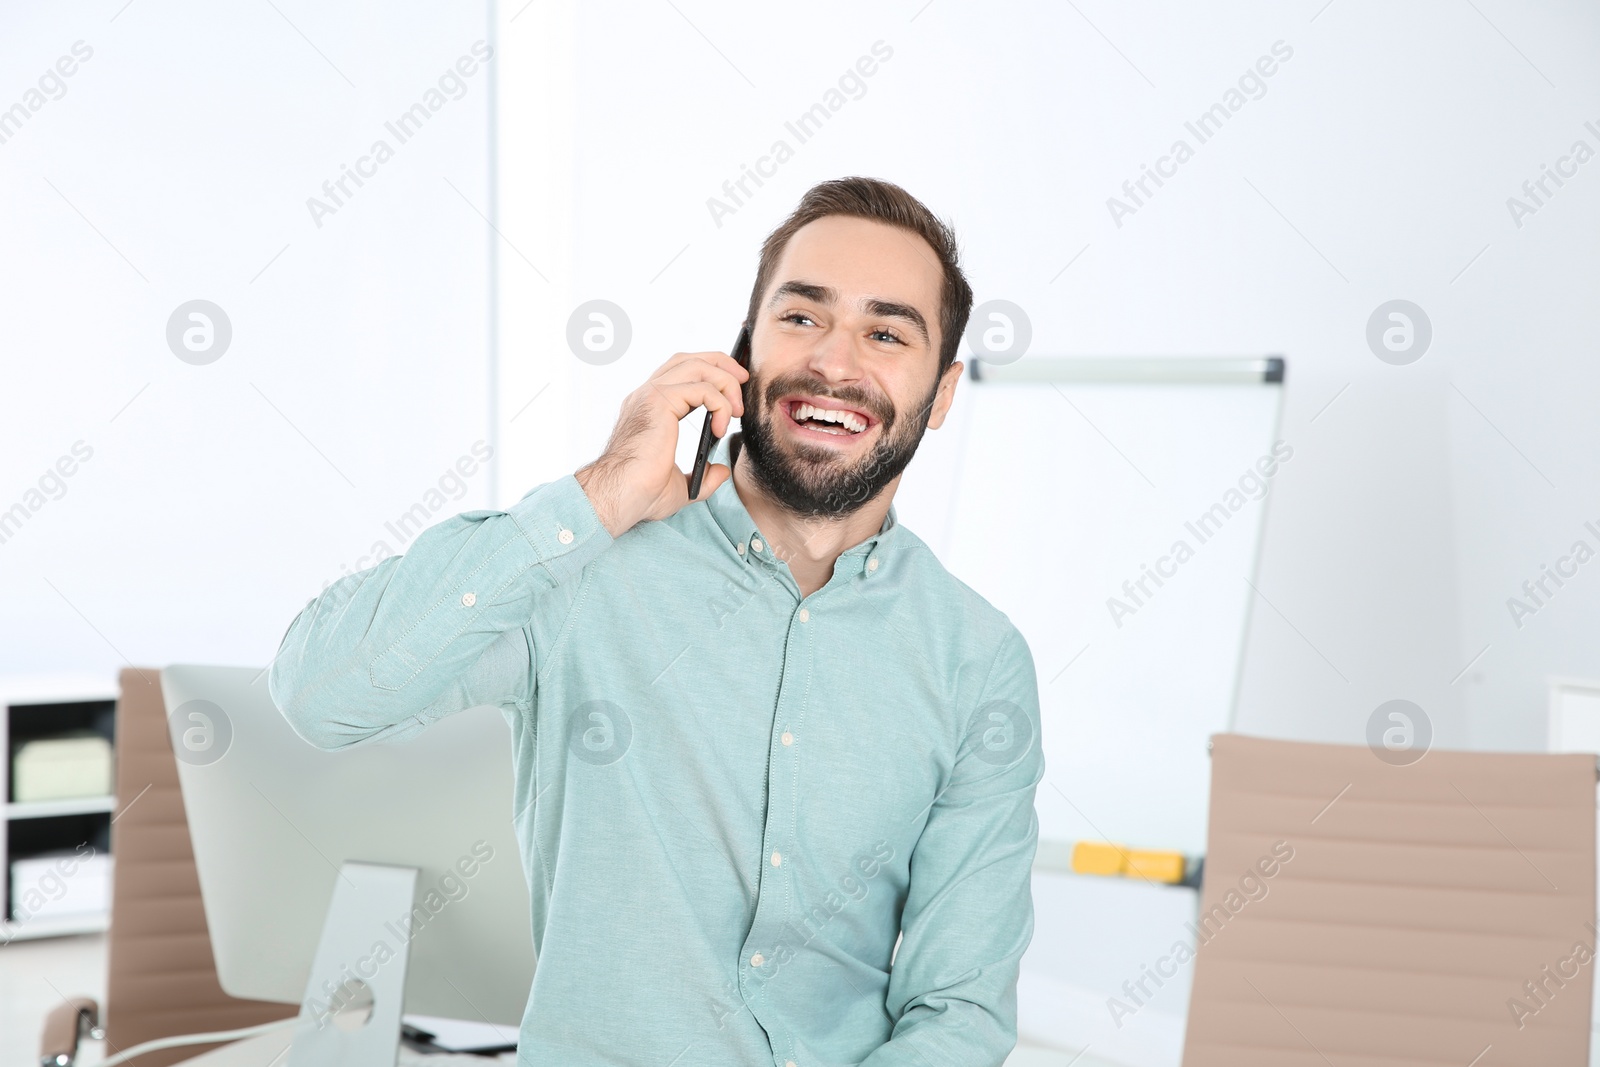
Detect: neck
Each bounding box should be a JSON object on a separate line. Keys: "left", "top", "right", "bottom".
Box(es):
{"left": 729, "top": 434, "right": 897, "bottom": 596}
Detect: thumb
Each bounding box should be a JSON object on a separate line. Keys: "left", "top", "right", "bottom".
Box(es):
{"left": 692, "top": 463, "right": 732, "bottom": 501}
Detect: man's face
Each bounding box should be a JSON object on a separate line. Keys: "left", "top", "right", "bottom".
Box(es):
{"left": 739, "top": 215, "right": 963, "bottom": 518}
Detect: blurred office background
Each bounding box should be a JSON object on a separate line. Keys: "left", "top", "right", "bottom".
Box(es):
{"left": 2, "top": 1, "right": 1598, "bottom": 1064}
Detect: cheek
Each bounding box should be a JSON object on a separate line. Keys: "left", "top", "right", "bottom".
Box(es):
{"left": 887, "top": 377, "right": 940, "bottom": 430}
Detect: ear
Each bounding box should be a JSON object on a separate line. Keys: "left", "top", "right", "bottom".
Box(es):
{"left": 925, "top": 360, "right": 963, "bottom": 430}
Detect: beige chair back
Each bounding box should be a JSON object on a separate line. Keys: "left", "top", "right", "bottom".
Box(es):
{"left": 104, "top": 667, "right": 294, "bottom": 1066}
{"left": 1183, "top": 733, "right": 1596, "bottom": 1066}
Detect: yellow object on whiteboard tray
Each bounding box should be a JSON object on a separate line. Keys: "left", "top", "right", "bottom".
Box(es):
{"left": 1070, "top": 840, "right": 1187, "bottom": 884}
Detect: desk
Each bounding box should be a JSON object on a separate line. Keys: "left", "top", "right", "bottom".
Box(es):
{"left": 165, "top": 1032, "right": 1087, "bottom": 1066}
{"left": 169, "top": 1029, "right": 517, "bottom": 1065}
{"left": 172, "top": 1031, "right": 292, "bottom": 1065}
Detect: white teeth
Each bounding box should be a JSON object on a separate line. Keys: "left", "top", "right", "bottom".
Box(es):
{"left": 795, "top": 403, "right": 866, "bottom": 434}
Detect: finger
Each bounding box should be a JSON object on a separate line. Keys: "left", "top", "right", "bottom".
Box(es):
{"left": 700, "top": 356, "right": 749, "bottom": 416}
{"left": 709, "top": 349, "right": 750, "bottom": 381}
{"left": 652, "top": 359, "right": 742, "bottom": 397}
{"left": 653, "top": 357, "right": 746, "bottom": 416}
{"left": 689, "top": 462, "right": 731, "bottom": 501}
{"left": 652, "top": 358, "right": 745, "bottom": 409}
{"left": 654, "top": 350, "right": 749, "bottom": 385}
{"left": 650, "top": 380, "right": 735, "bottom": 436}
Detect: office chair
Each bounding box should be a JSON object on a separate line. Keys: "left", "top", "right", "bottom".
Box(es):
{"left": 1183, "top": 733, "right": 1597, "bottom": 1066}
{"left": 39, "top": 667, "right": 294, "bottom": 1067}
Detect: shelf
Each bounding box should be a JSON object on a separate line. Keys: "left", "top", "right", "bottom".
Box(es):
{"left": 6, "top": 796, "right": 117, "bottom": 820}
{"left": 0, "top": 911, "right": 109, "bottom": 942}
{"left": 2, "top": 678, "right": 120, "bottom": 942}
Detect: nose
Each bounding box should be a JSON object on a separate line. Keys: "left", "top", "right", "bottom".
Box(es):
{"left": 805, "top": 322, "right": 865, "bottom": 386}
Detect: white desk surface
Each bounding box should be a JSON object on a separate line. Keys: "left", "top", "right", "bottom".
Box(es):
{"left": 175, "top": 1030, "right": 291, "bottom": 1066}
{"left": 169, "top": 1029, "right": 1097, "bottom": 1066}
{"left": 170, "top": 1034, "right": 1104, "bottom": 1067}
{"left": 173, "top": 1029, "right": 516, "bottom": 1065}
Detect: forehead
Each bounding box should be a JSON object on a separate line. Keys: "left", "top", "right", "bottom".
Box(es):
{"left": 769, "top": 215, "right": 942, "bottom": 321}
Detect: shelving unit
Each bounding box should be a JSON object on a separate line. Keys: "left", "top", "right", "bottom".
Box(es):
{"left": 0, "top": 674, "right": 120, "bottom": 942}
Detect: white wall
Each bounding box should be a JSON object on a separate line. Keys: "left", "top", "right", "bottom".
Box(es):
{"left": 1, "top": 1, "right": 495, "bottom": 676}
{"left": 1446, "top": 191, "right": 1600, "bottom": 752}
{"left": 7, "top": 0, "right": 1598, "bottom": 1056}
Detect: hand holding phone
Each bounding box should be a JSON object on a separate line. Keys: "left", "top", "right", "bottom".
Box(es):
{"left": 687, "top": 323, "right": 751, "bottom": 501}
{"left": 573, "top": 336, "right": 748, "bottom": 538}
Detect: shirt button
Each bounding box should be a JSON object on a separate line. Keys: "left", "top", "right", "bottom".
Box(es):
{"left": 780, "top": 731, "right": 793, "bottom": 746}
{"left": 750, "top": 953, "right": 764, "bottom": 967}
{"left": 461, "top": 592, "right": 477, "bottom": 607}
{"left": 750, "top": 538, "right": 763, "bottom": 553}
{"left": 867, "top": 557, "right": 879, "bottom": 573}
{"left": 787, "top": 1061, "right": 797, "bottom": 1067}
{"left": 736, "top": 542, "right": 745, "bottom": 555}
{"left": 797, "top": 608, "right": 810, "bottom": 623}
{"left": 771, "top": 850, "right": 782, "bottom": 866}
{"left": 558, "top": 527, "right": 574, "bottom": 544}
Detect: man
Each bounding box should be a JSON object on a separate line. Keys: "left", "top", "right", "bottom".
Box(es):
{"left": 269, "top": 176, "right": 1044, "bottom": 1066}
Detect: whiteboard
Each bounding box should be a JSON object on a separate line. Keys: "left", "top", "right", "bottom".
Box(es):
{"left": 901, "top": 358, "right": 1285, "bottom": 856}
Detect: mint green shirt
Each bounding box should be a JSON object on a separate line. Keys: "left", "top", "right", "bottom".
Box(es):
{"left": 269, "top": 433, "right": 1044, "bottom": 1067}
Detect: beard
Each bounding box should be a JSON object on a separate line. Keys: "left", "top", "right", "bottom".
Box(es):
{"left": 737, "top": 368, "right": 938, "bottom": 519}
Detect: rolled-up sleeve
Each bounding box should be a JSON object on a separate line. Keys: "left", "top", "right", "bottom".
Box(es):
{"left": 862, "top": 626, "right": 1046, "bottom": 1067}
{"left": 268, "top": 474, "right": 613, "bottom": 750}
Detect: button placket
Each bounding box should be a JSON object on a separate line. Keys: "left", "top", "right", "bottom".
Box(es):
{"left": 739, "top": 579, "right": 810, "bottom": 1017}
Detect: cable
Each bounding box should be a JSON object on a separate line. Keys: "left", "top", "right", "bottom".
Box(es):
{"left": 78, "top": 1017, "right": 298, "bottom": 1067}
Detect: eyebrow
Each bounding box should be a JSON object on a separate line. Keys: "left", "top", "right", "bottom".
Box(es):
{"left": 767, "top": 280, "right": 931, "bottom": 347}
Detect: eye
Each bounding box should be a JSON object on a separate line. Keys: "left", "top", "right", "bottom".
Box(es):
{"left": 780, "top": 311, "right": 816, "bottom": 327}
{"left": 870, "top": 327, "right": 905, "bottom": 345}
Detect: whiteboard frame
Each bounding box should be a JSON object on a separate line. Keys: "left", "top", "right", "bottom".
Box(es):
{"left": 967, "top": 355, "right": 1287, "bottom": 872}
{"left": 971, "top": 355, "right": 1284, "bottom": 386}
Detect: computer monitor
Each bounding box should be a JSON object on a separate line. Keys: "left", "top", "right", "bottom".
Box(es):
{"left": 160, "top": 664, "right": 535, "bottom": 1034}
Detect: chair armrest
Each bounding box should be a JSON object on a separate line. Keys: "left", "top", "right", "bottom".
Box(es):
{"left": 40, "top": 997, "right": 99, "bottom": 1067}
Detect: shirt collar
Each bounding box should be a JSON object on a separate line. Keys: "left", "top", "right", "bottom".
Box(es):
{"left": 704, "top": 431, "right": 900, "bottom": 574}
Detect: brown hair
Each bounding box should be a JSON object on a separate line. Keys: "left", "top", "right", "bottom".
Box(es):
{"left": 744, "top": 176, "right": 973, "bottom": 377}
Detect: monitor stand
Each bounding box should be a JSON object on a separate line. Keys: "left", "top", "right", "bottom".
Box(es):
{"left": 288, "top": 861, "right": 419, "bottom": 1067}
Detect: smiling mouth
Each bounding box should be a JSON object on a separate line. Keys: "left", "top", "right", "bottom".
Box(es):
{"left": 782, "top": 399, "right": 874, "bottom": 439}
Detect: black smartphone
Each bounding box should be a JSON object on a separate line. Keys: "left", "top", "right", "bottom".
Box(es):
{"left": 687, "top": 323, "right": 751, "bottom": 501}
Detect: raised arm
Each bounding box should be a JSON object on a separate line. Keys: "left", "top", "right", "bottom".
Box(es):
{"left": 267, "top": 475, "right": 613, "bottom": 749}
{"left": 268, "top": 347, "right": 749, "bottom": 750}
{"left": 862, "top": 626, "right": 1046, "bottom": 1067}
